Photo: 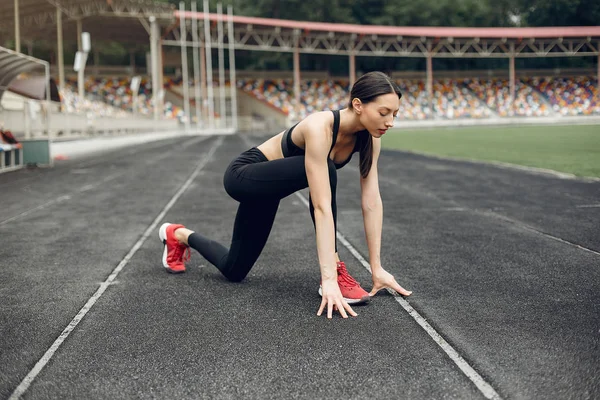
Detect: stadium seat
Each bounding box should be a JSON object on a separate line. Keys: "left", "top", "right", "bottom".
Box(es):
{"left": 58, "top": 75, "right": 600, "bottom": 123}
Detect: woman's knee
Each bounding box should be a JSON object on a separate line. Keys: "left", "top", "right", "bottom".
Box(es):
{"left": 223, "top": 165, "right": 239, "bottom": 200}
{"left": 224, "top": 268, "right": 249, "bottom": 283}
{"left": 221, "top": 258, "right": 253, "bottom": 282}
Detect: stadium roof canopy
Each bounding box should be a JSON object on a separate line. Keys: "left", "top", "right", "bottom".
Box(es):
{"left": 0, "top": 0, "right": 175, "bottom": 46}
{"left": 0, "top": 45, "right": 50, "bottom": 103}
{"left": 170, "top": 11, "right": 600, "bottom": 58}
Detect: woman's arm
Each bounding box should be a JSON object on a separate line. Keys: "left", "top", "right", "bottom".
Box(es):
{"left": 360, "top": 138, "right": 383, "bottom": 270}
{"left": 360, "top": 138, "right": 412, "bottom": 297}
{"left": 303, "top": 116, "right": 357, "bottom": 319}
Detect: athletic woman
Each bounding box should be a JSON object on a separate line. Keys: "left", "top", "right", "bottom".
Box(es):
{"left": 159, "top": 71, "right": 412, "bottom": 319}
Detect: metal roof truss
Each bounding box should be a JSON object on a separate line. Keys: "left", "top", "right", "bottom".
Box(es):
{"left": 164, "top": 25, "right": 600, "bottom": 58}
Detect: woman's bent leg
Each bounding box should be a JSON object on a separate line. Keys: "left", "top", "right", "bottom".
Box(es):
{"left": 187, "top": 151, "right": 315, "bottom": 281}
{"left": 188, "top": 199, "right": 280, "bottom": 282}
{"left": 224, "top": 155, "right": 310, "bottom": 202}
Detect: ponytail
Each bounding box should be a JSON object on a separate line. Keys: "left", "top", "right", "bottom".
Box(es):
{"left": 358, "top": 130, "right": 373, "bottom": 179}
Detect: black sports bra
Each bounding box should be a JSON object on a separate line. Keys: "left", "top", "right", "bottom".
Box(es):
{"left": 281, "top": 110, "right": 359, "bottom": 169}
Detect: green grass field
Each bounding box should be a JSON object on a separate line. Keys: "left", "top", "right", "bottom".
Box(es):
{"left": 382, "top": 124, "right": 600, "bottom": 178}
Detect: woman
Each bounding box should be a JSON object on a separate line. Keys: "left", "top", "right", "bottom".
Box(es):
{"left": 159, "top": 71, "right": 412, "bottom": 319}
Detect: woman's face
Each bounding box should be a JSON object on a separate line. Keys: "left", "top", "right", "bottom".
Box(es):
{"left": 358, "top": 92, "right": 400, "bottom": 138}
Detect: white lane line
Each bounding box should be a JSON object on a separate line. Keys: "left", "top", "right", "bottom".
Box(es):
{"left": 575, "top": 204, "right": 600, "bottom": 208}
{"left": 293, "top": 191, "right": 503, "bottom": 400}
{"left": 8, "top": 136, "right": 223, "bottom": 400}
{"left": 0, "top": 195, "right": 72, "bottom": 226}
{"left": 0, "top": 136, "right": 207, "bottom": 227}
{"left": 369, "top": 167, "right": 600, "bottom": 258}
{"left": 476, "top": 210, "right": 600, "bottom": 257}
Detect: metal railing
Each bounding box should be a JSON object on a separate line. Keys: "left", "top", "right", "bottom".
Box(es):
{"left": 1, "top": 98, "right": 179, "bottom": 140}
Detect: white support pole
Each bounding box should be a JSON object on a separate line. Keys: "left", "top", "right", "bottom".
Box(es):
{"left": 179, "top": 2, "right": 191, "bottom": 132}
{"left": 227, "top": 5, "right": 238, "bottom": 131}
{"left": 191, "top": 2, "right": 202, "bottom": 130}
{"left": 45, "top": 62, "right": 52, "bottom": 144}
{"left": 56, "top": 7, "right": 65, "bottom": 94}
{"left": 509, "top": 55, "right": 515, "bottom": 115}
{"left": 217, "top": 3, "right": 226, "bottom": 129}
{"left": 14, "top": 0, "right": 21, "bottom": 53}
{"left": 158, "top": 40, "right": 164, "bottom": 117}
{"left": 77, "top": 52, "right": 88, "bottom": 102}
{"left": 77, "top": 19, "right": 82, "bottom": 51}
{"left": 203, "top": 0, "right": 214, "bottom": 130}
{"left": 200, "top": 40, "right": 207, "bottom": 121}
{"left": 426, "top": 50, "right": 433, "bottom": 119}
{"left": 76, "top": 20, "right": 86, "bottom": 103}
{"left": 149, "top": 16, "right": 159, "bottom": 121}
{"left": 293, "top": 46, "right": 300, "bottom": 120}
{"left": 509, "top": 43, "right": 515, "bottom": 117}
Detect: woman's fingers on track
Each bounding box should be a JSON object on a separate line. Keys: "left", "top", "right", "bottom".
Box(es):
{"left": 317, "top": 298, "right": 326, "bottom": 316}
{"left": 318, "top": 298, "right": 358, "bottom": 319}
{"left": 336, "top": 300, "right": 348, "bottom": 318}
{"left": 344, "top": 302, "right": 358, "bottom": 317}
{"left": 368, "top": 284, "right": 382, "bottom": 297}
{"left": 394, "top": 281, "right": 412, "bottom": 296}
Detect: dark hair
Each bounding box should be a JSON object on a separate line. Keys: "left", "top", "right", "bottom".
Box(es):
{"left": 348, "top": 71, "right": 402, "bottom": 178}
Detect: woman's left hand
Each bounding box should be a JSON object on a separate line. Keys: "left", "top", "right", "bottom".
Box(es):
{"left": 369, "top": 268, "right": 412, "bottom": 297}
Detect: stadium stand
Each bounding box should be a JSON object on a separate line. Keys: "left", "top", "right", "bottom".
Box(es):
{"left": 431, "top": 79, "right": 492, "bottom": 119}
{"left": 234, "top": 76, "right": 599, "bottom": 121}
{"left": 237, "top": 78, "right": 296, "bottom": 116}
{"left": 47, "top": 74, "right": 600, "bottom": 125}
{"left": 63, "top": 77, "right": 183, "bottom": 120}
{"left": 531, "top": 76, "right": 600, "bottom": 116}
{"left": 395, "top": 80, "right": 430, "bottom": 120}
{"left": 464, "top": 78, "right": 553, "bottom": 117}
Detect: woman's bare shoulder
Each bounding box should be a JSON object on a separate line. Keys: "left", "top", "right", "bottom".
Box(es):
{"left": 297, "top": 110, "right": 334, "bottom": 133}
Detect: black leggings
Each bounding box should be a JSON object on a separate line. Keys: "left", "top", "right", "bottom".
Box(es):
{"left": 187, "top": 147, "right": 338, "bottom": 282}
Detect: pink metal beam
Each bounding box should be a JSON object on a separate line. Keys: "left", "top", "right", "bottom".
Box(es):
{"left": 175, "top": 11, "right": 600, "bottom": 39}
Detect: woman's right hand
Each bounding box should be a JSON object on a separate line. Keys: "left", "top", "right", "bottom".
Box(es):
{"left": 317, "top": 279, "right": 358, "bottom": 319}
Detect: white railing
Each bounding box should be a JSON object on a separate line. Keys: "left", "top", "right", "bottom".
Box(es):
{"left": 1, "top": 97, "right": 179, "bottom": 140}
{"left": 0, "top": 144, "right": 23, "bottom": 174}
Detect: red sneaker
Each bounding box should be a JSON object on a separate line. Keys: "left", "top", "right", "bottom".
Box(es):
{"left": 319, "top": 261, "right": 371, "bottom": 304}
{"left": 158, "top": 223, "right": 190, "bottom": 274}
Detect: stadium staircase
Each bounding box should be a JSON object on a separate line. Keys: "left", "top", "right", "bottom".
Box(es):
{"left": 530, "top": 84, "right": 558, "bottom": 116}
{"left": 463, "top": 83, "right": 500, "bottom": 118}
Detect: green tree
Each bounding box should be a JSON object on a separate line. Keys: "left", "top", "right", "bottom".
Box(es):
{"left": 521, "top": 0, "right": 600, "bottom": 26}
